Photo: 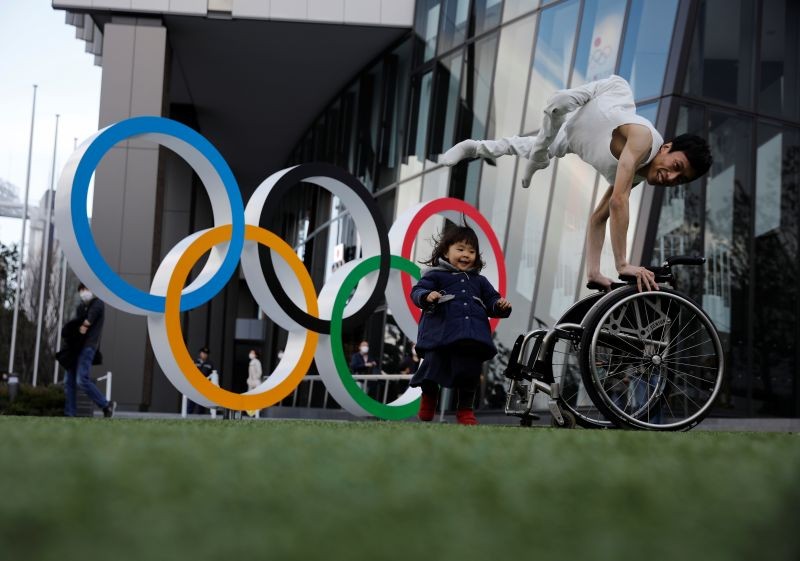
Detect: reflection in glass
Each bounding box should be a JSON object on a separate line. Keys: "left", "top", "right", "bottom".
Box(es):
{"left": 703, "top": 111, "right": 752, "bottom": 412}
{"left": 416, "top": 166, "right": 452, "bottom": 263}
{"left": 463, "top": 34, "right": 500, "bottom": 202}
{"left": 684, "top": 0, "right": 756, "bottom": 107}
{"left": 394, "top": 177, "right": 423, "bottom": 223}
{"left": 752, "top": 125, "right": 799, "bottom": 415}
{"left": 502, "top": 0, "right": 539, "bottom": 22}
{"left": 522, "top": 0, "right": 580, "bottom": 133}
{"left": 495, "top": 159, "right": 555, "bottom": 345}
{"left": 412, "top": 72, "right": 434, "bottom": 162}
{"left": 430, "top": 53, "right": 464, "bottom": 156}
{"left": 474, "top": 0, "right": 504, "bottom": 35}
{"left": 618, "top": 0, "right": 678, "bottom": 100}
{"left": 466, "top": 34, "right": 500, "bottom": 140}
{"left": 489, "top": 15, "right": 537, "bottom": 139}
{"left": 415, "top": 0, "right": 442, "bottom": 62}
{"left": 438, "top": 0, "right": 470, "bottom": 54}
{"left": 534, "top": 155, "right": 598, "bottom": 324}
{"left": 377, "top": 41, "right": 413, "bottom": 189}
{"left": 478, "top": 15, "right": 537, "bottom": 244}
{"left": 571, "top": 0, "right": 626, "bottom": 87}
{"left": 758, "top": 0, "right": 800, "bottom": 121}
{"left": 636, "top": 101, "right": 658, "bottom": 126}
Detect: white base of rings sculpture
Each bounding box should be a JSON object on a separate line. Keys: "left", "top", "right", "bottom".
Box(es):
{"left": 55, "top": 116, "right": 508, "bottom": 420}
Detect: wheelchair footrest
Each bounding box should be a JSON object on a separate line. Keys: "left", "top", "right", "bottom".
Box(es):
{"left": 502, "top": 334, "right": 526, "bottom": 380}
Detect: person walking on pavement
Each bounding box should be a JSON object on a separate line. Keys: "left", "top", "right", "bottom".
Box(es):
{"left": 63, "top": 283, "right": 115, "bottom": 418}
{"left": 187, "top": 346, "right": 215, "bottom": 414}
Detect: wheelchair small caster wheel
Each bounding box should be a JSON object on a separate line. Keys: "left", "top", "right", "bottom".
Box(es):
{"left": 551, "top": 410, "right": 576, "bottom": 429}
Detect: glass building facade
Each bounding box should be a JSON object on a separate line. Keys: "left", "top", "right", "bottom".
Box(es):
{"left": 276, "top": 0, "right": 799, "bottom": 417}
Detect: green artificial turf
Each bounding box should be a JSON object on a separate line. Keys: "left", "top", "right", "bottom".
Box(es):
{"left": 0, "top": 417, "right": 798, "bottom": 561}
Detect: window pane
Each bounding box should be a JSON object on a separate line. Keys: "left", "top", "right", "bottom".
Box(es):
{"left": 533, "top": 154, "right": 599, "bottom": 324}
{"left": 704, "top": 111, "right": 753, "bottom": 412}
{"left": 466, "top": 34, "right": 500, "bottom": 140}
{"left": 490, "top": 15, "right": 537, "bottom": 139}
{"left": 415, "top": 0, "right": 442, "bottom": 63}
{"left": 683, "top": 0, "right": 757, "bottom": 107}
{"left": 758, "top": 0, "right": 800, "bottom": 120}
{"left": 438, "top": 0, "right": 470, "bottom": 54}
{"left": 570, "top": 0, "right": 627, "bottom": 87}
{"left": 753, "top": 124, "right": 800, "bottom": 415}
{"left": 618, "top": 0, "right": 679, "bottom": 100}
{"left": 377, "top": 40, "right": 413, "bottom": 189}
{"left": 460, "top": 33, "right": 500, "bottom": 204}
{"left": 478, "top": 15, "right": 537, "bottom": 243}
{"left": 394, "top": 177, "right": 423, "bottom": 221}
{"left": 522, "top": 0, "right": 581, "bottom": 133}
{"left": 474, "top": 0, "right": 504, "bottom": 35}
{"left": 636, "top": 101, "right": 658, "bottom": 125}
{"left": 496, "top": 159, "right": 555, "bottom": 341}
{"left": 502, "top": 0, "right": 539, "bottom": 22}
{"left": 430, "top": 52, "right": 464, "bottom": 155}
{"left": 410, "top": 71, "right": 434, "bottom": 163}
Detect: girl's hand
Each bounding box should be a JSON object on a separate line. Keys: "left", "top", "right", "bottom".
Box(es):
{"left": 496, "top": 298, "right": 512, "bottom": 311}
{"left": 426, "top": 291, "right": 442, "bottom": 303}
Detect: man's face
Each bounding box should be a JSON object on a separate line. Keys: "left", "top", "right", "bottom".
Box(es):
{"left": 646, "top": 143, "right": 696, "bottom": 186}
{"left": 199, "top": 351, "right": 208, "bottom": 361}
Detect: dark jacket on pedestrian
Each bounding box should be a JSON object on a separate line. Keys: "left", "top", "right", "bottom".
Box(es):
{"left": 350, "top": 352, "right": 379, "bottom": 374}
{"left": 56, "top": 318, "right": 84, "bottom": 370}
{"left": 77, "top": 298, "right": 105, "bottom": 350}
{"left": 410, "top": 259, "right": 510, "bottom": 361}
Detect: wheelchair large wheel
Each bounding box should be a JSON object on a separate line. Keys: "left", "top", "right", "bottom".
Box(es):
{"left": 550, "top": 333, "right": 615, "bottom": 429}
{"left": 547, "top": 293, "right": 615, "bottom": 429}
{"left": 578, "top": 287, "right": 724, "bottom": 431}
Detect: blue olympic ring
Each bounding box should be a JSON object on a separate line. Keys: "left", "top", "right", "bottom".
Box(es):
{"left": 71, "top": 116, "right": 245, "bottom": 312}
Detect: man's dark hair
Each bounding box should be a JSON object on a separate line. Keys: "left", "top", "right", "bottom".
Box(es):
{"left": 668, "top": 133, "right": 712, "bottom": 179}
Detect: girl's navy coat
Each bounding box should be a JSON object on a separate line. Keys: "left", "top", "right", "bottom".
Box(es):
{"left": 410, "top": 260, "right": 510, "bottom": 361}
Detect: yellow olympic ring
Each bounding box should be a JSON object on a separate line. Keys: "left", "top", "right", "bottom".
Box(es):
{"left": 164, "top": 224, "right": 319, "bottom": 410}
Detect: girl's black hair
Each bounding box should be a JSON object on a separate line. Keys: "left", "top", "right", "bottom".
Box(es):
{"left": 420, "top": 225, "right": 485, "bottom": 271}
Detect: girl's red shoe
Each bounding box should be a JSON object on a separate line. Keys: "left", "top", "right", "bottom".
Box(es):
{"left": 456, "top": 408, "right": 478, "bottom": 425}
{"left": 418, "top": 392, "right": 437, "bottom": 421}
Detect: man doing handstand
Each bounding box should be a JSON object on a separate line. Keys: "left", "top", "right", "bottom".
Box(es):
{"left": 440, "top": 75, "right": 712, "bottom": 292}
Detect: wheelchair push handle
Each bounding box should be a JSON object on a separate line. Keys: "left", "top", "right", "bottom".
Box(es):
{"left": 663, "top": 255, "right": 706, "bottom": 268}
{"left": 587, "top": 255, "right": 706, "bottom": 291}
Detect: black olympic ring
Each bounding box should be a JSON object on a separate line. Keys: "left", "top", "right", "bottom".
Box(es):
{"left": 255, "top": 162, "right": 391, "bottom": 334}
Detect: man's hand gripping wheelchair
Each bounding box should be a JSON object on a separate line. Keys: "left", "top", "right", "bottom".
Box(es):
{"left": 503, "top": 256, "right": 725, "bottom": 431}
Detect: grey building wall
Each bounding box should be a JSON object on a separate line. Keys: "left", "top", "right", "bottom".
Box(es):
{"left": 93, "top": 18, "right": 168, "bottom": 410}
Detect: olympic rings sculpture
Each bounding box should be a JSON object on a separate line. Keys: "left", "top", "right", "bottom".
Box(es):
{"left": 55, "top": 116, "right": 507, "bottom": 420}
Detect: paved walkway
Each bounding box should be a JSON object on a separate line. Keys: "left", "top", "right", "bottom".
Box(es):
{"left": 108, "top": 407, "right": 799, "bottom": 432}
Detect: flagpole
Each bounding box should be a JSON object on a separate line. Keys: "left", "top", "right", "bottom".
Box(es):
{"left": 8, "top": 84, "right": 38, "bottom": 376}
{"left": 32, "top": 114, "right": 59, "bottom": 386}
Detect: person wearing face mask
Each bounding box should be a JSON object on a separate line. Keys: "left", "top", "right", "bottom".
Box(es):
{"left": 349, "top": 340, "right": 378, "bottom": 374}
{"left": 246, "top": 349, "right": 263, "bottom": 392}
{"left": 350, "top": 340, "right": 379, "bottom": 399}
{"left": 62, "top": 283, "right": 115, "bottom": 418}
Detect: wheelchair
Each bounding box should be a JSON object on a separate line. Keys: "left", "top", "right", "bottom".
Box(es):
{"left": 503, "top": 256, "right": 725, "bottom": 431}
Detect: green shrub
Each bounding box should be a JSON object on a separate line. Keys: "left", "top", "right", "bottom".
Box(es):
{"left": 0, "top": 383, "right": 65, "bottom": 416}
